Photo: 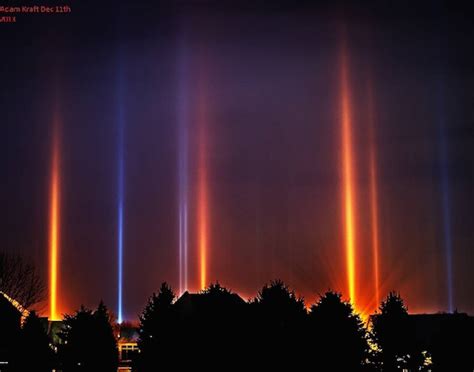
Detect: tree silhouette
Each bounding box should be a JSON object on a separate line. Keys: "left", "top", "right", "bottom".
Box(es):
{"left": 0, "top": 251, "right": 45, "bottom": 308}
{"left": 371, "top": 292, "right": 422, "bottom": 371}
{"left": 309, "top": 291, "right": 368, "bottom": 371}
{"left": 59, "top": 302, "right": 118, "bottom": 372}
{"left": 251, "top": 280, "right": 307, "bottom": 367}
{"left": 12, "top": 311, "right": 53, "bottom": 371}
{"left": 200, "top": 282, "right": 246, "bottom": 315}
{"left": 137, "top": 282, "right": 176, "bottom": 371}
{"left": 93, "top": 302, "right": 119, "bottom": 370}
{"left": 137, "top": 282, "right": 250, "bottom": 369}
{"left": 193, "top": 282, "right": 248, "bottom": 360}
{"left": 254, "top": 279, "right": 306, "bottom": 327}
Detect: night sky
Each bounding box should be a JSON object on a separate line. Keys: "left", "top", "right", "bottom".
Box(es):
{"left": 2, "top": 0, "right": 474, "bottom": 321}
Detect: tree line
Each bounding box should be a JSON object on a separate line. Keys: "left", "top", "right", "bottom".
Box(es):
{"left": 1, "top": 279, "right": 472, "bottom": 371}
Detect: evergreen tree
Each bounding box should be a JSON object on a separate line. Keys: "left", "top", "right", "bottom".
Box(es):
{"left": 309, "top": 291, "right": 368, "bottom": 371}
{"left": 14, "top": 311, "right": 53, "bottom": 371}
{"left": 251, "top": 280, "right": 307, "bottom": 368}
{"left": 371, "top": 292, "right": 421, "bottom": 371}
{"left": 137, "top": 282, "right": 176, "bottom": 371}
{"left": 59, "top": 302, "right": 118, "bottom": 372}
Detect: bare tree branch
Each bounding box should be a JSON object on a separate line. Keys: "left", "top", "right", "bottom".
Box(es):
{"left": 0, "top": 251, "right": 45, "bottom": 308}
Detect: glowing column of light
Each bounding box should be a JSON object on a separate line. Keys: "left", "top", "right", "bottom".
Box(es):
{"left": 432, "top": 1, "right": 454, "bottom": 315}
{"left": 198, "top": 151, "right": 208, "bottom": 291}
{"left": 340, "top": 41, "right": 357, "bottom": 306}
{"left": 437, "top": 84, "right": 454, "bottom": 313}
{"left": 367, "top": 82, "right": 380, "bottom": 309}
{"left": 49, "top": 111, "right": 61, "bottom": 321}
{"left": 117, "top": 192, "right": 124, "bottom": 324}
{"left": 178, "top": 203, "right": 188, "bottom": 294}
{"left": 116, "top": 56, "right": 126, "bottom": 324}
{"left": 197, "top": 70, "right": 209, "bottom": 291}
{"left": 177, "top": 40, "right": 189, "bottom": 295}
